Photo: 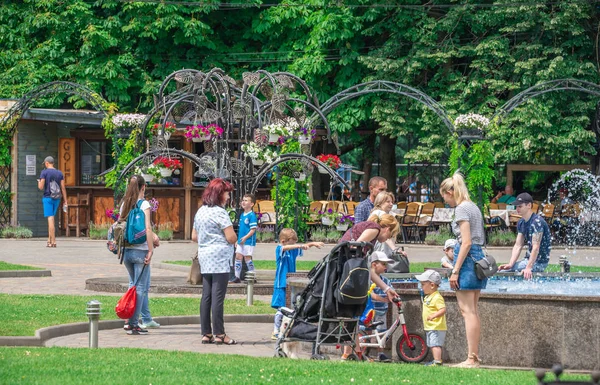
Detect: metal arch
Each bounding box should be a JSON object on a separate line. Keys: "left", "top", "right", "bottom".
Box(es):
{"left": 493, "top": 79, "right": 600, "bottom": 121}
{"left": 252, "top": 71, "right": 320, "bottom": 108}
{"left": 317, "top": 80, "right": 455, "bottom": 133}
{"left": 249, "top": 153, "right": 350, "bottom": 194}
{"left": 0, "top": 81, "right": 107, "bottom": 136}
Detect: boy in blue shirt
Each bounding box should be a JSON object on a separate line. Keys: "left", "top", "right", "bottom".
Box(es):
{"left": 232, "top": 194, "right": 258, "bottom": 283}
{"left": 271, "top": 228, "right": 324, "bottom": 339}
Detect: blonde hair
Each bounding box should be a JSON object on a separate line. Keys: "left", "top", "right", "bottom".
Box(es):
{"left": 439, "top": 171, "right": 470, "bottom": 204}
{"left": 372, "top": 192, "right": 395, "bottom": 211}
{"left": 279, "top": 228, "right": 298, "bottom": 243}
{"left": 367, "top": 213, "right": 399, "bottom": 238}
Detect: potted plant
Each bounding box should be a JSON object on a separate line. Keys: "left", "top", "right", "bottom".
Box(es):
{"left": 319, "top": 208, "right": 339, "bottom": 226}
{"left": 297, "top": 127, "right": 316, "bottom": 145}
{"left": 454, "top": 113, "right": 490, "bottom": 139}
{"left": 336, "top": 214, "right": 354, "bottom": 232}
{"left": 241, "top": 142, "right": 278, "bottom": 166}
{"left": 135, "top": 165, "right": 161, "bottom": 183}
{"left": 153, "top": 121, "right": 177, "bottom": 140}
{"left": 184, "top": 124, "right": 224, "bottom": 142}
{"left": 153, "top": 156, "right": 183, "bottom": 177}
{"left": 316, "top": 154, "right": 342, "bottom": 174}
{"left": 263, "top": 123, "right": 294, "bottom": 143}
{"left": 111, "top": 113, "right": 146, "bottom": 138}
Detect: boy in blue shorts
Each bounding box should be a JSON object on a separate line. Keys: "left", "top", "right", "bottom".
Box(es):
{"left": 231, "top": 194, "right": 258, "bottom": 283}
{"left": 271, "top": 228, "right": 323, "bottom": 339}
{"left": 415, "top": 270, "right": 447, "bottom": 366}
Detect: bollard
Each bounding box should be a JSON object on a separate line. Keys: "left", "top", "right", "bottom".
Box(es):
{"left": 86, "top": 300, "right": 102, "bottom": 348}
{"left": 245, "top": 271, "right": 256, "bottom": 306}
{"left": 558, "top": 255, "right": 571, "bottom": 274}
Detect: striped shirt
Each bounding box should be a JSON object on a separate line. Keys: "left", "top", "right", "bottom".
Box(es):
{"left": 451, "top": 201, "right": 485, "bottom": 246}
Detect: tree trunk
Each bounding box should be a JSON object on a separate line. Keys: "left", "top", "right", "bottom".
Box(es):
{"left": 379, "top": 134, "right": 396, "bottom": 197}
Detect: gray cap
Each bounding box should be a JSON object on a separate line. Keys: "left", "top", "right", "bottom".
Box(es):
{"left": 43, "top": 156, "right": 55, "bottom": 164}
{"left": 414, "top": 270, "right": 442, "bottom": 285}
{"left": 368, "top": 251, "right": 394, "bottom": 264}
{"left": 444, "top": 239, "right": 457, "bottom": 250}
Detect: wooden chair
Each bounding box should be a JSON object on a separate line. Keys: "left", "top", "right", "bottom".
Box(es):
{"left": 306, "top": 201, "right": 325, "bottom": 226}
{"left": 257, "top": 200, "right": 276, "bottom": 226}
{"left": 497, "top": 203, "right": 507, "bottom": 209}
{"left": 489, "top": 203, "right": 499, "bottom": 210}
{"left": 484, "top": 206, "right": 503, "bottom": 242}
{"left": 541, "top": 203, "right": 555, "bottom": 224}
{"left": 434, "top": 202, "right": 445, "bottom": 208}
{"left": 417, "top": 202, "right": 436, "bottom": 241}
{"left": 400, "top": 202, "right": 421, "bottom": 243}
{"left": 396, "top": 201, "right": 407, "bottom": 211}
{"left": 345, "top": 201, "right": 358, "bottom": 216}
{"left": 66, "top": 193, "right": 91, "bottom": 237}
{"left": 532, "top": 203, "right": 540, "bottom": 214}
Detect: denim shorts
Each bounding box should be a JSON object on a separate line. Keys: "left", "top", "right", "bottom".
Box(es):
{"left": 454, "top": 243, "right": 488, "bottom": 290}
{"left": 511, "top": 259, "right": 548, "bottom": 273}
{"left": 426, "top": 330, "right": 446, "bottom": 347}
{"left": 42, "top": 197, "right": 61, "bottom": 217}
{"left": 373, "top": 309, "right": 387, "bottom": 332}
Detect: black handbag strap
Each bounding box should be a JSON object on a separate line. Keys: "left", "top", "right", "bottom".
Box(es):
{"left": 133, "top": 264, "right": 147, "bottom": 287}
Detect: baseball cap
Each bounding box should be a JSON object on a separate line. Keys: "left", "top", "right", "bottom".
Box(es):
{"left": 414, "top": 270, "right": 442, "bottom": 285}
{"left": 368, "top": 251, "right": 394, "bottom": 264}
{"left": 43, "top": 156, "right": 54, "bottom": 164}
{"left": 515, "top": 192, "right": 533, "bottom": 205}
{"left": 443, "top": 239, "right": 457, "bottom": 250}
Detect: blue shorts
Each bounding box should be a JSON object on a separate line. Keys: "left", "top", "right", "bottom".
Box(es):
{"left": 454, "top": 243, "right": 488, "bottom": 290}
{"left": 426, "top": 330, "right": 446, "bottom": 347}
{"left": 271, "top": 287, "right": 286, "bottom": 309}
{"left": 42, "top": 197, "right": 61, "bottom": 217}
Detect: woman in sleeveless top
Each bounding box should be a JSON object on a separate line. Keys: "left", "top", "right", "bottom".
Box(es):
{"left": 440, "top": 172, "right": 486, "bottom": 368}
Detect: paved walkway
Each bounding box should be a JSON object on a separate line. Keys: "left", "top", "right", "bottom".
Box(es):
{"left": 1, "top": 238, "right": 599, "bottom": 357}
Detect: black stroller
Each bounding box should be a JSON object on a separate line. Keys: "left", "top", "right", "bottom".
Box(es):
{"left": 274, "top": 241, "right": 373, "bottom": 360}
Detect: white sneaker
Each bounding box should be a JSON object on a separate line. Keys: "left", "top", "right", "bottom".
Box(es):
{"left": 139, "top": 320, "right": 160, "bottom": 329}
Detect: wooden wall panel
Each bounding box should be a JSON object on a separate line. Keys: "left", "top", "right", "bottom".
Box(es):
{"left": 154, "top": 197, "right": 181, "bottom": 232}
{"left": 59, "top": 138, "right": 76, "bottom": 186}
{"left": 94, "top": 196, "right": 115, "bottom": 225}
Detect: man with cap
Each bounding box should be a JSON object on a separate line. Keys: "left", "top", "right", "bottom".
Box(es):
{"left": 415, "top": 270, "right": 447, "bottom": 366}
{"left": 37, "top": 156, "right": 67, "bottom": 247}
{"left": 441, "top": 239, "right": 457, "bottom": 269}
{"left": 499, "top": 192, "right": 552, "bottom": 279}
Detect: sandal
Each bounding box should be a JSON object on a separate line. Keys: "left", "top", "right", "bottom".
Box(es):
{"left": 51, "top": 243, "right": 57, "bottom": 248}
{"left": 201, "top": 334, "right": 214, "bottom": 344}
{"left": 46, "top": 242, "right": 52, "bottom": 248}
{"left": 451, "top": 353, "right": 481, "bottom": 368}
{"left": 214, "top": 334, "right": 236, "bottom": 345}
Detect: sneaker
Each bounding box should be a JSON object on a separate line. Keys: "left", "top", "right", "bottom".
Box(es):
{"left": 123, "top": 323, "right": 132, "bottom": 331}
{"left": 271, "top": 332, "right": 280, "bottom": 340}
{"left": 229, "top": 277, "right": 242, "bottom": 284}
{"left": 424, "top": 360, "right": 443, "bottom": 367}
{"left": 127, "top": 326, "right": 148, "bottom": 335}
{"left": 377, "top": 353, "right": 392, "bottom": 363}
{"left": 139, "top": 320, "right": 160, "bottom": 329}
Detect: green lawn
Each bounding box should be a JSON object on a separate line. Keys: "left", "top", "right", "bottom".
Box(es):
{"left": 0, "top": 347, "right": 590, "bottom": 385}
{"left": 0, "top": 261, "right": 43, "bottom": 271}
{"left": 0, "top": 294, "right": 272, "bottom": 336}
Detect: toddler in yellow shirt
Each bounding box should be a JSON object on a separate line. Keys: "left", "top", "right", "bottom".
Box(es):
{"left": 415, "top": 270, "right": 447, "bottom": 366}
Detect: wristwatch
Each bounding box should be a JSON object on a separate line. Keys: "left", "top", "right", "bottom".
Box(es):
{"left": 451, "top": 269, "right": 459, "bottom": 275}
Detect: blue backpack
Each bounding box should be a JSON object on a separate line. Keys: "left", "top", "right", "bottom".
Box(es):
{"left": 125, "top": 200, "right": 147, "bottom": 244}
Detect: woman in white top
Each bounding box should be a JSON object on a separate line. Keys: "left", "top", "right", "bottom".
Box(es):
{"left": 370, "top": 191, "right": 400, "bottom": 255}
{"left": 439, "top": 172, "right": 487, "bottom": 368}
{"left": 192, "top": 178, "right": 237, "bottom": 345}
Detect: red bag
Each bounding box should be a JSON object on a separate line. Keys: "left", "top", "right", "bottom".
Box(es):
{"left": 115, "top": 265, "right": 146, "bottom": 319}
{"left": 115, "top": 287, "right": 137, "bottom": 319}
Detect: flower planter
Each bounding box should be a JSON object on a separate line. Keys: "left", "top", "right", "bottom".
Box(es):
{"left": 158, "top": 130, "right": 171, "bottom": 140}
{"left": 191, "top": 134, "right": 211, "bottom": 142}
{"left": 269, "top": 133, "right": 279, "bottom": 143}
{"left": 252, "top": 159, "right": 265, "bottom": 166}
{"left": 298, "top": 135, "right": 311, "bottom": 145}
{"left": 114, "top": 127, "right": 134, "bottom": 139}
{"left": 159, "top": 168, "right": 173, "bottom": 178}
{"left": 294, "top": 173, "right": 306, "bottom": 182}
{"left": 321, "top": 217, "right": 334, "bottom": 226}
{"left": 336, "top": 224, "right": 349, "bottom": 232}
{"left": 318, "top": 165, "right": 328, "bottom": 174}
{"left": 141, "top": 173, "right": 154, "bottom": 183}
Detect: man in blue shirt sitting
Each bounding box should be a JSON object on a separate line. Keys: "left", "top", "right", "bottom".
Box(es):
{"left": 499, "top": 193, "right": 552, "bottom": 279}
{"left": 354, "top": 176, "right": 387, "bottom": 224}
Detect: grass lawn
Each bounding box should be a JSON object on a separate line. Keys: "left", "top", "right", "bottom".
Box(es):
{"left": 0, "top": 261, "right": 43, "bottom": 271}
{"left": 0, "top": 294, "right": 272, "bottom": 336}
{"left": 0, "top": 347, "right": 590, "bottom": 385}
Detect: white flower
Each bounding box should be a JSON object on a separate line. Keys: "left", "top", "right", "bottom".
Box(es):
{"left": 523, "top": 139, "right": 531, "bottom": 150}
{"left": 454, "top": 113, "right": 490, "bottom": 131}
{"left": 241, "top": 142, "right": 279, "bottom": 163}
{"left": 262, "top": 123, "right": 295, "bottom": 137}
{"left": 112, "top": 113, "right": 146, "bottom": 129}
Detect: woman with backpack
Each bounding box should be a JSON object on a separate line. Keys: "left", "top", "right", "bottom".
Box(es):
{"left": 192, "top": 178, "right": 238, "bottom": 345}
{"left": 120, "top": 175, "right": 155, "bottom": 335}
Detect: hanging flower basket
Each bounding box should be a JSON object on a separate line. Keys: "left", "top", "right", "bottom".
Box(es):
{"left": 158, "top": 130, "right": 171, "bottom": 141}
{"left": 321, "top": 217, "right": 334, "bottom": 226}
{"left": 336, "top": 224, "right": 349, "bottom": 232}
{"left": 114, "top": 127, "right": 134, "bottom": 139}
{"left": 160, "top": 168, "right": 173, "bottom": 177}
{"left": 295, "top": 173, "right": 306, "bottom": 182}
{"left": 269, "top": 133, "right": 279, "bottom": 143}
{"left": 318, "top": 165, "right": 328, "bottom": 174}
{"left": 298, "top": 135, "right": 311, "bottom": 145}
{"left": 141, "top": 173, "right": 155, "bottom": 183}
{"left": 252, "top": 159, "right": 265, "bottom": 166}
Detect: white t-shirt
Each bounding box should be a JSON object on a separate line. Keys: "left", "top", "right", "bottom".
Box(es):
{"left": 120, "top": 200, "right": 151, "bottom": 250}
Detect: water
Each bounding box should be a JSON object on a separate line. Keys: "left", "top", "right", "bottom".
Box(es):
{"left": 436, "top": 276, "right": 600, "bottom": 296}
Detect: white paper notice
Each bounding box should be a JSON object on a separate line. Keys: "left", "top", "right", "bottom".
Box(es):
{"left": 26, "top": 155, "right": 36, "bottom": 176}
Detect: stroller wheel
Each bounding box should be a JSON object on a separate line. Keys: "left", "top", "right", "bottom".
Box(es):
{"left": 311, "top": 354, "right": 328, "bottom": 360}
{"left": 275, "top": 350, "right": 288, "bottom": 358}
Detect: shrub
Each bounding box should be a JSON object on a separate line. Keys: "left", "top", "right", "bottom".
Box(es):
{"left": 488, "top": 229, "right": 516, "bottom": 246}
{"left": 88, "top": 223, "right": 110, "bottom": 240}
{"left": 0, "top": 225, "right": 33, "bottom": 239}
{"left": 424, "top": 226, "right": 454, "bottom": 246}
{"left": 326, "top": 229, "right": 343, "bottom": 243}
{"left": 157, "top": 222, "right": 174, "bottom": 241}
{"left": 309, "top": 227, "right": 328, "bottom": 242}
{"left": 257, "top": 226, "right": 276, "bottom": 243}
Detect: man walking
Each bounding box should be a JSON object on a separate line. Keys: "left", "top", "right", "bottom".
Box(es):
{"left": 37, "top": 156, "right": 67, "bottom": 247}
{"left": 354, "top": 176, "right": 387, "bottom": 224}
{"left": 499, "top": 193, "right": 551, "bottom": 279}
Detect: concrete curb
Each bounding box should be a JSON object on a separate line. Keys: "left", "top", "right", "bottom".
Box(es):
{"left": 0, "top": 270, "right": 52, "bottom": 278}
{"left": 0, "top": 314, "right": 273, "bottom": 347}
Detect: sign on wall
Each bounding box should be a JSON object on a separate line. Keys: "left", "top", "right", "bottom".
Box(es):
{"left": 59, "top": 138, "right": 76, "bottom": 186}
{"left": 26, "top": 155, "right": 36, "bottom": 176}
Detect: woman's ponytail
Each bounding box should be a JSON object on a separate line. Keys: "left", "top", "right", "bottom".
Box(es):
{"left": 439, "top": 171, "right": 470, "bottom": 204}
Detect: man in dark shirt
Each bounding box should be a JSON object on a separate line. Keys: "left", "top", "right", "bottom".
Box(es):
{"left": 37, "top": 156, "right": 67, "bottom": 247}
{"left": 499, "top": 193, "right": 551, "bottom": 279}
